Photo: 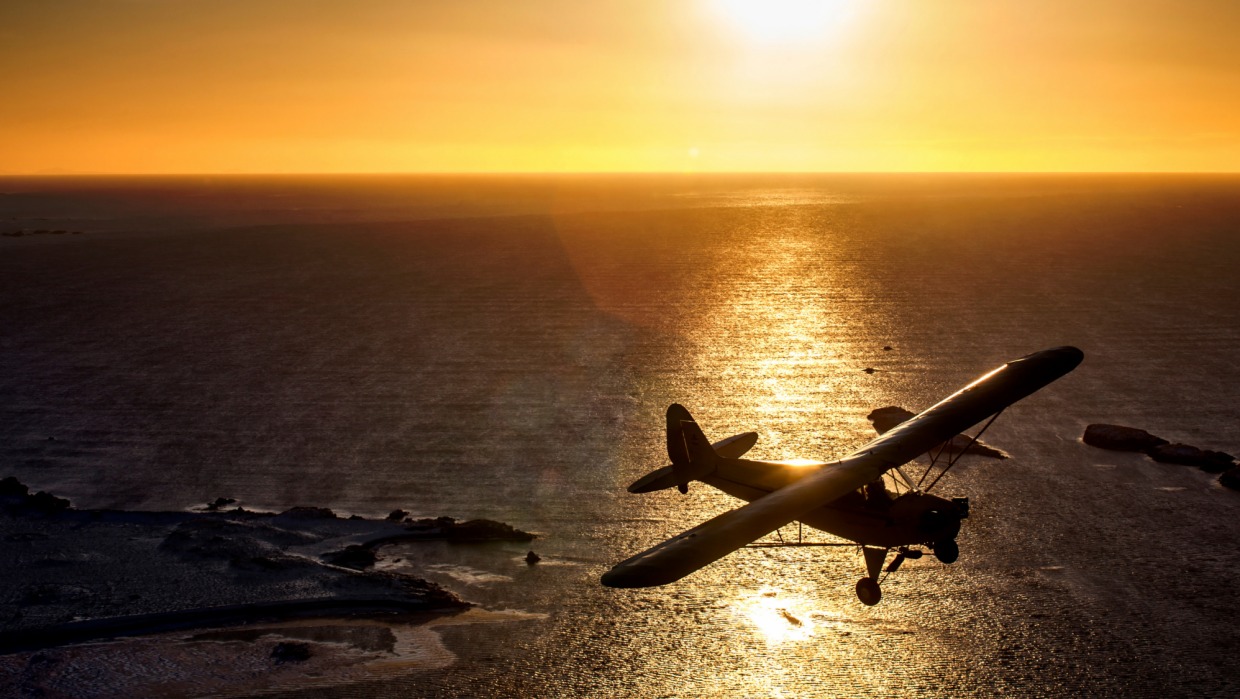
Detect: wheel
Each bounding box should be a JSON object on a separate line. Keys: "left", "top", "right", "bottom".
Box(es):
{"left": 855, "top": 577, "right": 882, "bottom": 606}
{"left": 934, "top": 539, "right": 959, "bottom": 564}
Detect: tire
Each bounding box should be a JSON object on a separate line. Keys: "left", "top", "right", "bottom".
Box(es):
{"left": 934, "top": 539, "right": 959, "bottom": 564}
{"left": 855, "top": 577, "right": 882, "bottom": 606}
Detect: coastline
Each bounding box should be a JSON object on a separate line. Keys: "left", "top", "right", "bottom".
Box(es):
{"left": 1, "top": 479, "right": 535, "bottom": 654}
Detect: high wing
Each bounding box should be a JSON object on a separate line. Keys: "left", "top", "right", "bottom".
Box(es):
{"left": 601, "top": 346, "right": 1083, "bottom": 588}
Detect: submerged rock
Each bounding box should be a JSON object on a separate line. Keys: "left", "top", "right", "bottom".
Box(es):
{"left": 271, "top": 642, "right": 312, "bottom": 663}
{"left": 324, "top": 545, "right": 380, "bottom": 569}
{"left": 386, "top": 509, "right": 408, "bottom": 521}
{"left": 278, "top": 506, "right": 336, "bottom": 519}
{"left": 449, "top": 519, "right": 536, "bottom": 541}
{"left": 868, "top": 407, "right": 915, "bottom": 435}
{"left": 1221, "top": 466, "right": 1240, "bottom": 490}
{"left": 1147, "top": 444, "right": 1235, "bottom": 472}
{"left": 941, "top": 435, "right": 1009, "bottom": 459}
{"left": 525, "top": 550, "right": 541, "bottom": 564}
{"left": 1083, "top": 424, "right": 1169, "bottom": 452}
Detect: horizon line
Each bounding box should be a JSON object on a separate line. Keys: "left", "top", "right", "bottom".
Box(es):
{"left": 3, "top": 171, "right": 1240, "bottom": 178}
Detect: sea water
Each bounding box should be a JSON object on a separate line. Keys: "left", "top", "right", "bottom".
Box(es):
{"left": 1, "top": 174, "right": 1238, "bottom": 697}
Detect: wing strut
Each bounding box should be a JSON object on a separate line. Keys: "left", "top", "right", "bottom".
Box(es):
{"left": 917, "top": 408, "right": 1006, "bottom": 492}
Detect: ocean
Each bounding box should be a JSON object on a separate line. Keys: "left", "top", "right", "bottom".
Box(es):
{"left": 1, "top": 174, "right": 1238, "bottom": 697}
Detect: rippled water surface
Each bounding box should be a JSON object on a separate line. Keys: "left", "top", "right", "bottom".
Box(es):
{"left": 1, "top": 175, "right": 1239, "bottom": 697}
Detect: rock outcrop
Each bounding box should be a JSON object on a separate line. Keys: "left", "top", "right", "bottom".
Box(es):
{"left": 27, "top": 492, "right": 71, "bottom": 512}
{"left": 1081, "top": 424, "right": 1238, "bottom": 484}
{"left": 1, "top": 479, "right": 72, "bottom": 512}
{"left": 277, "top": 506, "right": 337, "bottom": 519}
{"left": 205, "top": 497, "right": 236, "bottom": 511}
{"left": 1146, "top": 444, "right": 1235, "bottom": 473}
{"left": 1082, "top": 424, "right": 1169, "bottom": 452}
{"left": 0, "top": 477, "right": 29, "bottom": 497}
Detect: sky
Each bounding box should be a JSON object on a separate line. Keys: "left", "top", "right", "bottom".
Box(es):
{"left": 2, "top": 0, "right": 1239, "bottom": 173}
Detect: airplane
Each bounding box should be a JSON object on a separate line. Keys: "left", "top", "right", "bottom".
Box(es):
{"left": 601, "top": 346, "right": 1083, "bottom": 605}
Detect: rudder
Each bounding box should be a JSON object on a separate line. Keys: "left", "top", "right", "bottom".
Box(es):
{"left": 667, "top": 404, "right": 719, "bottom": 494}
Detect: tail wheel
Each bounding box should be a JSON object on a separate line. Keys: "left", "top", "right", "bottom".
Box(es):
{"left": 855, "top": 577, "right": 882, "bottom": 606}
{"left": 934, "top": 539, "right": 959, "bottom": 564}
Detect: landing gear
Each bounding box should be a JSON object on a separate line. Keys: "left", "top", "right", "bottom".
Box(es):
{"left": 933, "top": 539, "right": 959, "bottom": 564}
{"left": 856, "top": 577, "right": 882, "bottom": 606}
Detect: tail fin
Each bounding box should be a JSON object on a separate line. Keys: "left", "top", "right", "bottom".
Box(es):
{"left": 628, "top": 430, "right": 758, "bottom": 494}
{"left": 667, "top": 404, "right": 719, "bottom": 494}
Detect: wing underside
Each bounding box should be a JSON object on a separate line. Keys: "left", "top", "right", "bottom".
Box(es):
{"left": 601, "top": 454, "right": 882, "bottom": 588}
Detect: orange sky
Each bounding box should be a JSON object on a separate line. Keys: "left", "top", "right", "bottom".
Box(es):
{"left": 3, "top": 0, "right": 1239, "bottom": 173}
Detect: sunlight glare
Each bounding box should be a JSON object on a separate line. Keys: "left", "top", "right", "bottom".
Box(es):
{"left": 732, "top": 589, "right": 818, "bottom": 644}
{"left": 713, "top": 0, "right": 854, "bottom": 44}
{"left": 771, "top": 459, "right": 827, "bottom": 467}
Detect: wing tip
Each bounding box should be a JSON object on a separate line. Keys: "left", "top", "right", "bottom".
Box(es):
{"left": 600, "top": 564, "right": 677, "bottom": 589}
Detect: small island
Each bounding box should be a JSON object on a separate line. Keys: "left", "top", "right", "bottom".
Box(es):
{"left": 1081, "top": 424, "right": 1239, "bottom": 488}
{"left": 0, "top": 477, "right": 534, "bottom": 653}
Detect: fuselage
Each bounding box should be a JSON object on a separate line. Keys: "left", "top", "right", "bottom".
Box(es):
{"left": 702, "top": 458, "right": 965, "bottom": 548}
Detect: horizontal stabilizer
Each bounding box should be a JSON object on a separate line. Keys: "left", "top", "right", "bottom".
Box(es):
{"left": 628, "top": 466, "right": 677, "bottom": 494}
{"left": 628, "top": 432, "right": 760, "bottom": 493}
{"left": 713, "top": 432, "right": 758, "bottom": 460}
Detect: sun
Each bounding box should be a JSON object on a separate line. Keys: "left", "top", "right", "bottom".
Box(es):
{"left": 713, "top": 0, "right": 855, "bottom": 44}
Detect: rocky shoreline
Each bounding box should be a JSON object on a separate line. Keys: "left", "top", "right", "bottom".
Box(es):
{"left": 1082, "top": 424, "right": 1240, "bottom": 489}
{"left": 0, "top": 478, "right": 535, "bottom": 653}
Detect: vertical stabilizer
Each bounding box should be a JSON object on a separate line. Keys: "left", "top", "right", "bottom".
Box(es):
{"left": 680, "top": 420, "right": 720, "bottom": 467}
{"left": 666, "top": 404, "right": 719, "bottom": 494}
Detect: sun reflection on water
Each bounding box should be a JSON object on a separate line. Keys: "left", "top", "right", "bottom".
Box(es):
{"left": 731, "top": 588, "right": 822, "bottom": 645}
{"left": 768, "top": 458, "right": 826, "bottom": 467}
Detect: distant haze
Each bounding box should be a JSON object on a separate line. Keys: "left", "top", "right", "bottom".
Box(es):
{"left": 2, "top": 0, "right": 1239, "bottom": 173}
